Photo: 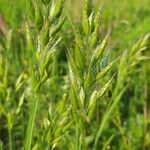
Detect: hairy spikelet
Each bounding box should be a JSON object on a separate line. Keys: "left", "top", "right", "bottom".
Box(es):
{"left": 34, "top": 0, "right": 43, "bottom": 31}
{"left": 50, "top": 16, "right": 65, "bottom": 37}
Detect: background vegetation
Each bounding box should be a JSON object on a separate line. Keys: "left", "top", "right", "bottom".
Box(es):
{"left": 0, "top": 0, "right": 150, "bottom": 149}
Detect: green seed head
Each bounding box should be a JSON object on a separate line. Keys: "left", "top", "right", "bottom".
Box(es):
{"left": 52, "top": 0, "right": 63, "bottom": 19}
{"left": 27, "top": 0, "right": 35, "bottom": 18}
{"left": 41, "top": 21, "right": 50, "bottom": 46}
{"left": 82, "top": 11, "right": 90, "bottom": 35}
{"left": 34, "top": 0, "right": 43, "bottom": 31}
{"left": 85, "top": 0, "right": 93, "bottom": 17}
{"left": 50, "top": 16, "right": 66, "bottom": 37}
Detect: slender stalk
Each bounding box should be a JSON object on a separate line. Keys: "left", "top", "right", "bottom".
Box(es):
{"left": 113, "top": 118, "right": 131, "bottom": 150}
{"left": 93, "top": 87, "right": 126, "bottom": 150}
{"left": 0, "top": 142, "right": 3, "bottom": 150}
{"left": 8, "top": 130, "right": 12, "bottom": 150}
{"left": 76, "top": 124, "right": 82, "bottom": 150}
{"left": 143, "top": 99, "right": 147, "bottom": 150}
{"left": 143, "top": 65, "right": 148, "bottom": 150}
{"left": 76, "top": 124, "right": 79, "bottom": 150}
{"left": 24, "top": 93, "right": 38, "bottom": 150}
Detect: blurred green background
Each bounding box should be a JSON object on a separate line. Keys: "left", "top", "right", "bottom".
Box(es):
{"left": 0, "top": 0, "right": 150, "bottom": 149}
{"left": 1, "top": 0, "right": 150, "bottom": 48}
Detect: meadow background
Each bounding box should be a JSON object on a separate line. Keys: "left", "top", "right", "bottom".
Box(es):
{"left": 0, "top": 0, "right": 150, "bottom": 149}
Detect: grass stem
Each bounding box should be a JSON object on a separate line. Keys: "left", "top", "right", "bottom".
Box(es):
{"left": 8, "top": 130, "right": 12, "bottom": 150}
{"left": 24, "top": 93, "right": 38, "bottom": 150}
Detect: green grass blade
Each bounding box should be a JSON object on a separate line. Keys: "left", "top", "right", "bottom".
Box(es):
{"left": 93, "top": 87, "right": 127, "bottom": 149}
{"left": 24, "top": 94, "right": 38, "bottom": 150}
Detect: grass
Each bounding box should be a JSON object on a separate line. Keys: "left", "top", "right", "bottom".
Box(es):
{"left": 0, "top": 0, "right": 150, "bottom": 149}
